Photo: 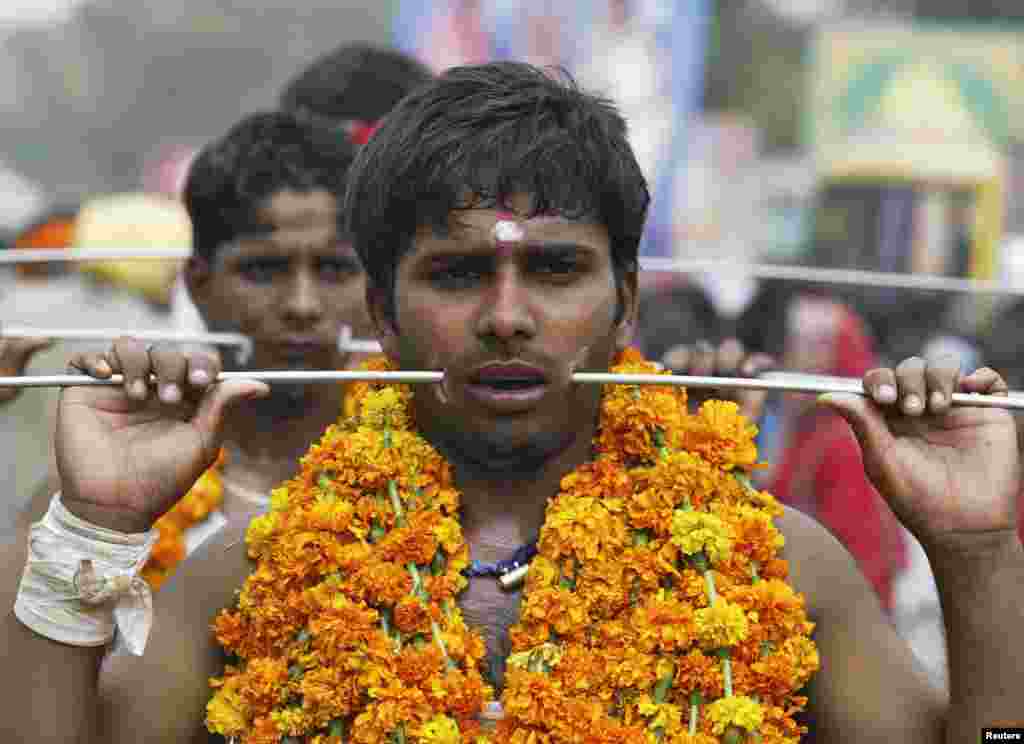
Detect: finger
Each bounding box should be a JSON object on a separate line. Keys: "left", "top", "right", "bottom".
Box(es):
{"left": 149, "top": 345, "right": 189, "bottom": 405}
{"left": 185, "top": 350, "right": 222, "bottom": 390}
{"left": 112, "top": 337, "right": 153, "bottom": 401}
{"left": 894, "top": 357, "right": 927, "bottom": 416}
{"left": 0, "top": 336, "right": 54, "bottom": 367}
{"left": 690, "top": 340, "right": 715, "bottom": 376}
{"left": 66, "top": 351, "right": 113, "bottom": 378}
{"left": 715, "top": 338, "right": 744, "bottom": 376}
{"left": 192, "top": 379, "right": 271, "bottom": 459}
{"left": 741, "top": 353, "right": 775, "bottom": 378}
{"left": 960, "top": 366, "right": 1009, "bottom": 396}
{"left": 662, "top": 345, "right": 690, "bottom": 372}
{"left": 924, "top": 355, "right": 960, "bottom": 414}
{"left": 863, "top": 367, "right": 898, "bottom": 405}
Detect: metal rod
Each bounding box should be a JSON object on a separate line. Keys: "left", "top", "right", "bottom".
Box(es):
{"left": 0, "top": 247, "right": 190, "bottom": 264}
{"left": 2, "top": 369, "right": 1021, "bottom": 410}
{"left": 0, "top": 325, "right": 383, "bottom": 355}
{"left": 639, "top": 257, "right": 1024, "bottom": 296}
{"left": 0, "top": 326, "right": 252, "bottom": 350}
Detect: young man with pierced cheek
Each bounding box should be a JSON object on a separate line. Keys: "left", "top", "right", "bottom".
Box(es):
{"left": 16, "top": 112, "right": 370, "bottom": 532}
{"left": 2, "top": 63, "right": 1022, "bottom": 743}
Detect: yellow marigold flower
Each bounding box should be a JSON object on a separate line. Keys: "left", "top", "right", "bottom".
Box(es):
{"left": 306, "top": 496, "right": 356, "bottom": 534}
{"left": 694, "top": 598, "right": 749, "bottom": 649}
{"left": 270, "top": 486, "right": 292, "bottom": 512}
{"left": 432, "top": 515, "right": 463, "bottom": 555}
{"left": 245, "top": 512, "right": 279, "bottom": 559}
{"left": 671, "top": 510, "right": 733, "bottom": 563}
{"left": 675, "top": 400, "right": 759, "bottom": 471}
{"left": 637, "top": 698, "right": 684, "bottom": 735}
{"left": 418, "top": 714, "right": 462, "bottom": 744}
{"left": 706, "top": 695, "right": 764, "bottom": 734}
{"left": 206, "top": 682, "right": 248, "bottom": 736}
{"left": 360, "top": 386, "right": 411, "bottom": 430}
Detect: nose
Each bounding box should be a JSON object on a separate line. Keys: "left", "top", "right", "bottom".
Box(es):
{"left": 281, "top": 267, "right": 324, "bottom": 325}
{"left": 476, "top": 265, "right": 537, "bottom": 345}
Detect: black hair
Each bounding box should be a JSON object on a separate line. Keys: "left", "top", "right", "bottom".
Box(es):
{"left": 183, "top": 111, "right": 356, "bottom": 262}
{"left": 279, "top": 43, "right": 433, "bottom": 126}
{"left": 344, "top": 61, "right": 650, "bottom": 319}
{"left": 635, "top": 285, "right": 721, "bottom": 362}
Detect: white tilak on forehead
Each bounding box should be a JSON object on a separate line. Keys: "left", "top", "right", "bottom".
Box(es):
{"left": 491, "top": 216, "right": 526, "bottom": 245}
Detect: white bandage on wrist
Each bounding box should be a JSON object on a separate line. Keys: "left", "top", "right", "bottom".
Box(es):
{"left": 14, "top": 494, "right": 159, "bottom": 656}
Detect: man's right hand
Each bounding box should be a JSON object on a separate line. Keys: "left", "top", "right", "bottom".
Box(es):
{"left": 56, "top": 337, "right": 269, "bottom": 533}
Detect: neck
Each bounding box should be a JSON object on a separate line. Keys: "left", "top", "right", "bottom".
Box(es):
{"left": 221, "top": 383, "right": 346, "bottom": 485}
{"left": 441, "top": 422, "right": 597, "bottom": 563}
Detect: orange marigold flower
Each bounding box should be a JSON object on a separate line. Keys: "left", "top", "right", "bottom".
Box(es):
{"left": 378, "top": 522, "right": 439, "bottom": 567}
{"left": 393, "top": 596, "right": 433, "bottom": 634}
{"left": 674, "top": 400, "right": 759, "bottom": 471}
{"left": 148, "top": 520, "right": 186, "bottom": 569}
{"left": 539, "top": 493, "right": 628, "bottom": 563}
{"left": 674, "top": 649, "right": 724, "bottom": 700}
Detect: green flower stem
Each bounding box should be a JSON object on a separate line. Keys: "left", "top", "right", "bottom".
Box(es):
{"left": 750, "top": 560, "right": 760, "bottom": 583}
{"left": 653, "top": 662, "right": 675, "bottom": 703}
{"left": 689, "top": 691, "right": 702, "bottom": 735}
{"left": 721, "top": 650, "right": 734, "bottom": 698}
{"left": 388, "top": 479, "right": 404, "bottom": 526}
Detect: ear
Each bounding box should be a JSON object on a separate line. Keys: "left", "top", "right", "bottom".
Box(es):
{"left": 366, "top": 280, "right": 400, "bottom": 360}
{"left": 614, "top": 268, "right": 639, "bottom": 350}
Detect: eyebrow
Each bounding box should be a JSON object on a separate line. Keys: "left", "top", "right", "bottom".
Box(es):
{"left": 419, "top": 241, "right": 596, "bottom": 262}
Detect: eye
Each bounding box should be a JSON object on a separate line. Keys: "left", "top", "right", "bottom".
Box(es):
{"left": 529, "top": 255, "right": 581, "bottom": 280}
{"left": 236, "top": 258, "right": 288, "bottom": 283}
{"left": 428, "top": 258, "right": 491, "bottom": 289}
{"left": 317, "top": 257, "right": 362, "bottom": 282}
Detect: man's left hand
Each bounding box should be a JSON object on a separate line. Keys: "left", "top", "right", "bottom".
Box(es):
{"left": 662, "top": 337, "right": 775, "bottom": 421}
{"left": 821, "top": 355, "right": 1020, "bottom": 549}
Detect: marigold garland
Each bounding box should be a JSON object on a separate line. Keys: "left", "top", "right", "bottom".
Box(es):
{"left": 208, "top": 349, "right": 819, "bottom": 743}
{"left": 141, "top": 449, "right": 226, "bottom": 591}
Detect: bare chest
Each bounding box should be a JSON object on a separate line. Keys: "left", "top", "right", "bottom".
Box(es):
{"left": 457, "top": 578, "right": 524, "bottom": 690}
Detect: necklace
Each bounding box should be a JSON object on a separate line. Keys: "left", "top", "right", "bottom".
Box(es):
{"left": 207, "top": 350, "right": 818, "bottom": 743}
{"left": 462, "top": 540, "right": 538, "bottom": 586}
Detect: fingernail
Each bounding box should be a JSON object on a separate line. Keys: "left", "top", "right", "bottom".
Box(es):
{"left": 903, "top": 393, "right": 922, "bottom": 412}
{"left": 876, "top": 384, "right": 897, "bottom": 403}
{"left": 130, "top": 379, "right": 148, "bottom": 398}
{"left": 160, "top": 384, "right": 181, "bottom": 404}
{"left": 930, "top": 391, "right": 945, "bottom": 409}
{"left": 190, "top": 369, "right": 210, "bottom": 385}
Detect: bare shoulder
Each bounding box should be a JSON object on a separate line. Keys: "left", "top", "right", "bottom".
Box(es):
{"left": 775, "top": 505, "right": 946, "bottom": 736}
{"left": 775, "top": 504, "right": 876, "bottom": 620}
{"left": 98, "top": 520, "right": 253, "bottom": 743}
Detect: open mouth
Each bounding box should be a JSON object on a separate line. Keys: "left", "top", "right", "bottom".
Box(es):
{"left": 465, "top": 364, "right": 549, "bottom": 410}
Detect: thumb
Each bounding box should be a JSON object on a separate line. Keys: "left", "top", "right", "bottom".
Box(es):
{"left": 1, "top": 337, "right": 54, "bottom": 370}
{"left": 192, "top": 379, "right": 270, "bottom": 449}
{"left": 818, "top": 392, "right": 895, "bottom": 456}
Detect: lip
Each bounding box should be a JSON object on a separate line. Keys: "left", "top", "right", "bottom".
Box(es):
{"left": 464, "top": 362, "right": 550, "bottom": 412}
